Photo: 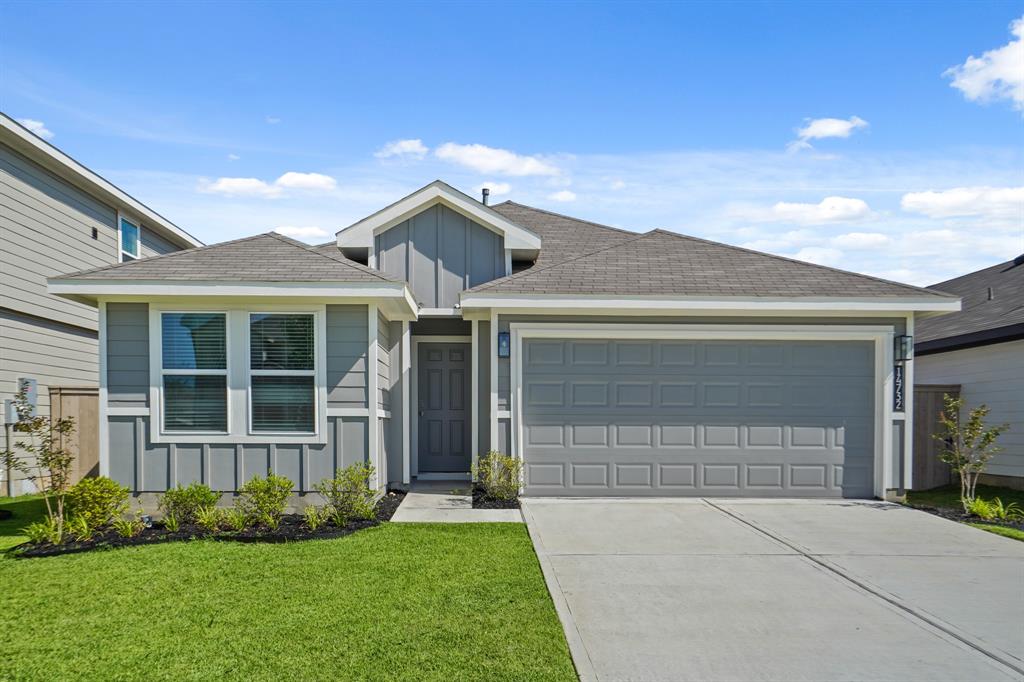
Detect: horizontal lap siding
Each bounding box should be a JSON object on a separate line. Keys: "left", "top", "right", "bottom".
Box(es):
{"left": 108, "top": 415, "right": 369, "bottom": 492}
{"left": 327, "top": 304, "right": 368, "bottom": 408}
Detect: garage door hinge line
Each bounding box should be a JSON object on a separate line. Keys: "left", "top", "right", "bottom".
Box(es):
{"left": 700, "top": 499, "right": 1024, "bottom": 677}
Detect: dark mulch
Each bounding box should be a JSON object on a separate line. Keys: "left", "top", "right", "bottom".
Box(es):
{"left": 11, "top": 491, "right": 406, "bottom": 559}
{"left": 914, "top": 504, "right": 1024, "bottom": 532}
{"left": 472, "top": 485, "right": 520, "bottom": 509}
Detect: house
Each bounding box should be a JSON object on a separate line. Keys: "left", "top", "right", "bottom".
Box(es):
{"left": 1, "top": 114, "right": 202, "bottom": 492}
{"left": 47, "top": 180, "right": 960, "bottom": 499}
{"left": 914, "top": 255, "right": 1024, "bottom": 490}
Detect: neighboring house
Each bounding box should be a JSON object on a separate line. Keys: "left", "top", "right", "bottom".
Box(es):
{"left": 1, "top": 113, "right": 202, "bottom": 492}
{"left": 48, "top": 180, "right": 959, "bottom": 499}
{"left": 915, "top": 255, "right": 1024, "bottom": 490}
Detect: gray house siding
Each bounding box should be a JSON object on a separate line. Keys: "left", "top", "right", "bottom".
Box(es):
{"left": 385, "top": 320, "right": 405, "bottom": 484}
{"left": 375, "top": 204, "right": 505, "bottom": 308}
{"left": 326, "top": 304, "right": 368, "bottom": 408}
{"left": 377, "top": 309, "right": 391, "bottom": 411}
{"left": 106, "top": 303, "right": 149, "bottom": 407}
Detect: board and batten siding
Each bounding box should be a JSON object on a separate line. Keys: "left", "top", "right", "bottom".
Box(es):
{"left": 916, "top": 339, "right": 1024, "bottom": 479}
{"left": 104, "top": 302, "right": 376, "bottom": 491}
{"left": 374, "top": 204, "right": 505, "bottom": 308}
{"left": 377, "top": 309, "right": 391, "bottom": 411}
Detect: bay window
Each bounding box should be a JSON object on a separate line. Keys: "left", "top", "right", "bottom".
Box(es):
{"left": 249, "top": 313, "right": 316, "bottom": 433}
{"left": 160, "top": 313, "right": 228, "bottom": 432}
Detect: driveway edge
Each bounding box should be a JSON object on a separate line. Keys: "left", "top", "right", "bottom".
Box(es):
{"left": 521, "top": 500, "right": 598, "bottom": 682}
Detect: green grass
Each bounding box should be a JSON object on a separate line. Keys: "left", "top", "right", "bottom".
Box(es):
{"left": 968, "top": 523, "right": 1024, "bottom": 542}
{"left": 0, "top": 496, "right": 575, "bottom": 681}
{"left": 905, "top": 484, "right": 1024, "bottom": 510}
{"left": 0, "top": 494, "right": 47, "bottom": 551}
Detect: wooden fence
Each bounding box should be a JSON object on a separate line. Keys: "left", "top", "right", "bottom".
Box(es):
{"left": 912, "top": 384, "right": 959, "bottom": 491}
{"left": 49, "top": 386, "right": 100, "bottom": 485}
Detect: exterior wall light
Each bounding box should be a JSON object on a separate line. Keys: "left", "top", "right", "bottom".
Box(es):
{"left": 894, "top": 335, "right": 913, "bottom": 362}
{"left": 498, "top": 332, "right": 510, "bottom": 358}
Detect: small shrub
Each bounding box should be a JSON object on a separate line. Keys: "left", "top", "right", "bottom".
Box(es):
{"left": 159, "top": 483, "right": 220, "bottom": 524}
{"left": 23, "top": 517, "right": 62, "bottom": 545}
{"left": 67, "top": 476, "right": 130, "bottom": 529}
{"left": 473, "top": 451, "right": 522, "bottom": 501}
{"left": 112, "top": 515, "right": 144, "bottom": 538}
{"left": 195, "top": 505, "right": 223, "bottom": 532}
{"left": 163, "top": 513, "right": 180, "bottom": 532}
{"left": 238, "top": 474, "right": 293, "bottom": 528}
{"left": 966, "top": 497, "right": 995, "bottom": 520}
{"left": 223, "top": 507, "right": 248, "bottom": 532}
{"left": 315, "top": 464, "right": 376, "bottom": 525}
{"left": 67, "top": 515, "right": 94, "bottom": 542}
{"left": 303, "top": 505, "right": 328, "bottom": 530}
{"left": 987, "top": 498, "right": 1022, "bottom": 521}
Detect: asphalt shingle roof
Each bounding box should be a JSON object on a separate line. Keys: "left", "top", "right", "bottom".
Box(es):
{"left": 916, "top": 255, "right": 1024, "bottom": 344}
{"left": 57, "top": 232, "right": 397, "bottom": 283}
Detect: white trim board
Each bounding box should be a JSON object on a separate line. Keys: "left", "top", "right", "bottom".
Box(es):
{"left": 508, "top": 322, "right": 897, "bottom": 499}
{"left": 409, "top": 335, "right": 473, "bottom": 479}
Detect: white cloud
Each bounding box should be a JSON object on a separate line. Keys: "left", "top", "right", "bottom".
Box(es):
{"left": 791, "top": 247, "right": 844, "bottom": 267}
{"left": 274, "top": 225, "right": 329, "bottom": 241}
{"left": 475, "top": 181, "right": 512, "bottom": 197}
{"left": 17, "top": 118, "right": 54, "bottom": 139}
{"left": 831, "top": 232, "right": 892, "bottom": 249}
{"left": 741, "top": 196, "right": 874, "bottom": 225}
{"left": 274, "top": 171, "right": 337, "bottom": 191}
{"left": 227, "top": 153, "right": 240, "bottom": 161}
{"left": 944, "top": 16, "right": 1024, "bottom": 112}
{"left": 788, "top": 116, "right": 868, "bottom": 152}
{"left": 375, "top": 139, "right": 429, "bottom": 160}
{"left": 547, "top": 190, "right": 577, "bottom": 202}
{"left": 610, "top": 180, "right": 627, "bottom": 190}
{"left": 199, "top": 177, "right": 282, "bottom": 198}
{"left": 265, "top": 116, "right": 281, "bottom": 124}
{"left": 435, "top": 142, "right": 560, "bottom": 176}
{"left": 900, "top": 186, "right": 1024, "bottom": 219}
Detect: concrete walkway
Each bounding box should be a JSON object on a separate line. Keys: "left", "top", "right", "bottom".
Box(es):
{"left": 390, "top": 480, "right": 522, "bottom": 522}
{"left": 523, "top": 498, "right": 1024, "bottom": 682}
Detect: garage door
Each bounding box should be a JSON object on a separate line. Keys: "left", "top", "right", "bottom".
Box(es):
{"left": 521, "top": 338, "right": 876, "bottom": 498}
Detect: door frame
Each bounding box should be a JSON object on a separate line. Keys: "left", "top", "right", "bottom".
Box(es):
{"left": 510, "top": 323, "right": 897, "bottom": 499}
{"left": 410, "top": 335, "right": 473, "bottom": 479}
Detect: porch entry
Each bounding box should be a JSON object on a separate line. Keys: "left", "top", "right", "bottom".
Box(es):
{"left": 417, "top": 341, "right": 472, "bottom": 473}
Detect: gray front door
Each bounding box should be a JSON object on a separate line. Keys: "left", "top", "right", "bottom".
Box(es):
{"left": 521, "top": 338, "right": 876, "bottom": 498}
{"left": 417, "top": 342, "right": 471, "bottom": 473}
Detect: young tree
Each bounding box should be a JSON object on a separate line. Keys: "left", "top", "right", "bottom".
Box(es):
{"left": 933, "top": 393, "right": 1009, "bottom": 511}
{"left": 0, "top": 383, "right": 77, "bottom": 542}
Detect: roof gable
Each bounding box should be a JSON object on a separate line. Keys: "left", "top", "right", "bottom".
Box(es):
{"left": 336, "top": 180, "right": 541, "bottom": 255}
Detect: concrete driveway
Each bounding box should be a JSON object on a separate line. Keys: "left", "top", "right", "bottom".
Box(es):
{"left": 522, "top": 499, "right": 1024, "bottom": 682}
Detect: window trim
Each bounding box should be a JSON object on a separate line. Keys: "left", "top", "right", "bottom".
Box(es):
{"left": 118, "top": 213, "right": 141, "bottom": 262}
{"left": 246, "top": 311, "right": 318, "bottom": 436}
{"left": 148, "top": 303, "right": 327, "bottom": 444}
{"left": 156, "top": 311, "right": 230, "bottom": 436}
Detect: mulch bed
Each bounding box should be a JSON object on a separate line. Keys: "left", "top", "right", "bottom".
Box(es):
{"left": 10, "top": 491, "right": 406, "bottom": 559}
{"left": 913, "top": 504, "right": 1024, "bottom": 532}
{"left": 471, "top": 485, "right": 520, "bottom": 510}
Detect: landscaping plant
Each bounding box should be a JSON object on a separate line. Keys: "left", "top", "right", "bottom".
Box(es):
{"left": 112, "top": 515, "right": 145, "bottom": 538}
{"left": 303, "top": 505, "right": 328, "bottom": 530}
{"left": 1, "top": 383, "right": 77, "bottom": 543}
{"left": 965, "top": 497, "right": 995, "bottom": 520}
{"left": 67, "top": 476, "right": 130, "bottom": 529}
{"left": 163, "top": 513, "right": 180, "bottom": 532}
{"left": 158, "top": 482, "right": 220, "bottom": 525}
{"left": 195, "top": 506, "right": 224, "bottom": 532}
{"left": 67, "top": 515, "right": 94, "bottom": 542}
{"left": 237, "top": 474, "right": 293, "bottom": 529}
{"left": 933, "top": 394, "right": 1010, "bottom": 511}
{"left": 986, "top": 497, "right": 1022, "bottom": 521}
{"left": 223, "top": 507, "right": 248, "bottom": 532}
{"left": 23, "top": 517, "right": 62, "bottom": 545}
{"left": 314, "top": 463, "right": 376, "bottom": 524}
{"left": 473, "top": 451, "right": 522, "bottom": 501}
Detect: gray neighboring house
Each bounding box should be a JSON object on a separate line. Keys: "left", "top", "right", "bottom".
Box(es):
{"left": 915, "top": 255, "right": 1024, "bottom": 489}
{"left": 48, "top": 180, "right": 960, "bottom": 499}
{"left": 1, "top": 113, "right": 202, "bottom": 492}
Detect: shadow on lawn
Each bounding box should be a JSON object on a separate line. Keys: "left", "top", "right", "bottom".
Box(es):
{"left": 0, "top": 495, "right": 46, "bottom": 550}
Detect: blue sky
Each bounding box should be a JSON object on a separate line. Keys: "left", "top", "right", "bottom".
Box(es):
{"left": 2, "top": 1, "right": 1022, "bottom": 285}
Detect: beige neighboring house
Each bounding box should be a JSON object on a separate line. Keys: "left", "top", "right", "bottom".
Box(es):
{"left": 1, "top": 113, "right": 202, "bottom": 493}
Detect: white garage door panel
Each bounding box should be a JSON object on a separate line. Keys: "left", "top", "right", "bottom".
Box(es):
{"left": 521, "top": 339, "right": 876, "bottom": 498}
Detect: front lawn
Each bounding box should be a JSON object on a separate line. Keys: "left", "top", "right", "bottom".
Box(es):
{"left": 0, "top": 496, "right": 575, "bottom": 681}
{"left": 968, "top": 523, "right": 1024, "bottom": 542}
{"left": 906, "top": 484, "right": 1024, "bottom": 510}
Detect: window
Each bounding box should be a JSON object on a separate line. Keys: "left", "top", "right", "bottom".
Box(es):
{"left": 160, "top": 313, "right": 227, "bottom": 432}
{"left": 120, "top": 217, "right": 140, "bottom": 261}
{"left": 249, "top": 313, "right": 315, "bottom": 433}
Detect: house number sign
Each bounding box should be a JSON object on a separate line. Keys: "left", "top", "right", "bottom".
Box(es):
{"left": 893, "top": 364, "right": 905, "bottom": 413}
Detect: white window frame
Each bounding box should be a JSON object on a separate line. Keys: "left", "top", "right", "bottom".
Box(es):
{"left": 247, "top": 311, "right": 318, "bottom": 436}
{"left": 118, "top": 213, "right": 141, "bottom": 262}
{"left": 155, "top": 309, "right": 228, "bottom": 432}
{"left": 149, "top": 302, "right": 327, "bottom": 444}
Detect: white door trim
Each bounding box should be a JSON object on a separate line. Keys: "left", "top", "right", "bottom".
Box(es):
{"left": 509, "top": 322, "right": 896, "bottom": 499}
{"left": 410, "top": 335, "right": 473, "bottom": 478}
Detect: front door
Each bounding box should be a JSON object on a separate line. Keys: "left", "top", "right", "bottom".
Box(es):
{"left": 417, "top": 342, "right": 471, "bottom": 473}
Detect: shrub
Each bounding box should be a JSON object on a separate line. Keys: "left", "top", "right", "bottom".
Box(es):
{"left": 473, "top": 451, "right": 522, "bottom": 501}
{"left": 966, "top": 497, "right": 995, "bottom": 520}
{"left": 163, "top": 513, "right": 180, "bottom": 532}
{"left": 238, "top": 474, "right": 293, "bottom": 529}
{"left": 112, "top": 515, "right": 144, "bottom": 538}
{"left": 23, "top": 517, "right": 62, "bottom": 545}
{"left": 67, "top": 515, "right": 94, "bottom": 542}
{"left": 67, "top": 477, "right": 130, "bottom": 529}
{"left": 159, "top": 483, "right": 220, "bottom": 524}
{"left": 195, "top": 506, "right": 223, "bottom": 532}
{"left": 314, "top": 464, "right": 376, "bottom": 525}
{"left": 223, "top": 507, "right": 248, "bottom": 532}
{"left": 986, "top": 498, "right": 1022, "bottom": 521}
{"left": 303, "top": 505, "right": 328, "bottom": 530}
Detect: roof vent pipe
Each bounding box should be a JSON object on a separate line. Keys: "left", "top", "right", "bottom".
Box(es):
{"left": 481, "top": 187, "right": 490, "bottom": 205}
